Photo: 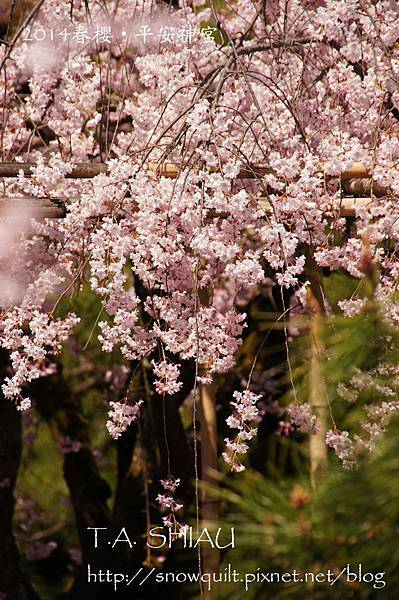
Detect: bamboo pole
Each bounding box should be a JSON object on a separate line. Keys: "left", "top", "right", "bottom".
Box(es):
{"left": 340, "top": 163, "right": 370, "bottom": 180}
{"left": 199, "top": 381, "right": 219, "bottom": 593}
{"left": 0, "top": 196, "right": 66, "bottom": 218}
{"left": 308, "top": 305, "right": 329, "bottom": 489}
{"left": 0, "top": 195, "right": 377, "bottom": 219}
{"left": 305, "top": 252, "right": 329, "bottom": 489}
{"left": 0, "top": 162, "right": 108, "bottom": 178}
{"left": 0, "top": 161, "right": 384, "bottom": 187}
{"left": 0, "top": 160, "right": 388, "bottom": 219}
{"left": 0, "top": 161, "right": 270, "bottom": 179}
{"left": 198, "top": 287, "right": 219, "bottom": 593}
{"left": 342, "top": 178, "right": 387, "bottom": 197}
{"left": 258, "top": 196, "right": 374, "bottom": 217}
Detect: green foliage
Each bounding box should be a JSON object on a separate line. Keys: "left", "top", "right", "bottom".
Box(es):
{"left": 208, "top": 418, "right": 399, "bottom": 598}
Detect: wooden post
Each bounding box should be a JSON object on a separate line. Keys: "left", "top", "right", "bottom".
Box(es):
{"left": 305, "top": 251, "right": 329, "bottom": 489}
{"left": 199, "top": 380, "right": 219, "bottom": 584}
{"left": 198, "top": 287, "right": 219, "bottom": 594}
{"left": 308, "top": 303, "right": 329, "bottom": 489}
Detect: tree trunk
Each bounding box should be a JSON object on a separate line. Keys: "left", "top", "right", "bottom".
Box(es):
{"left": 30, "top": 365, "right": 112, "bottom": 558}
{"left": 0, "top": 351, "right": 41, "bottom": 599}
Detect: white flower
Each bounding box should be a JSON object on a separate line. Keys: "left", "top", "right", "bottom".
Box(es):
{"left": 326, "top": 430, "right": 356, "bottom": 470}
{"left": 287, "top": 404, "right": 319, "bottom": 435}
{"left": 17, "top": 398, "right": 31, "bottom": 411}
{"left": 106, "top": 400, "right": 143, "bottom": 439}
{"left": 223, "top": 390, "right": 261, "bottom": 472}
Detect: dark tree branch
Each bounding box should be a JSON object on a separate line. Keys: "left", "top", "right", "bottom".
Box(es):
{"left": 30, "top": 363, "right": 112, "bottom": 561}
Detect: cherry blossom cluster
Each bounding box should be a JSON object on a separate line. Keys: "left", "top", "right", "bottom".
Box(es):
{"left": 223, "top": 391, "right": 261, "bottom": 472}
{"left": 1, "top": 310, "right": 80, "bottom": 410}
{"left": 106, "top": 400, "right": 143, "bottom": 439}
{"left": 356, "top": 401, "right": 399, "bottom": 453}
{"left": 156, "top": 477, "right": 184, "bottom": 529}
{"left": 330, "top": 356, "right": 399, "bottom": 466}
{"left": 152, "top": 360, "right": 183, "bottom": 395}
{"left": 325, "top": 430, "right": 356, "bottom": 470}
{"left": 287, "top": 404, "right": 320, "bottom": 435}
